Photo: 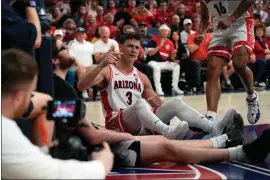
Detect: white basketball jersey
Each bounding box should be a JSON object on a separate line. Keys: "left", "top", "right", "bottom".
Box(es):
{"left": 100, "top": 65, "right": 144, "bottom": 120}
{"left": 202, "top": 0, "right": 251, "bottom": 23}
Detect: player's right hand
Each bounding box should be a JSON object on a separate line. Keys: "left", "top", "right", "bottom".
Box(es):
{"left": 100, "top": 52, "right": 123, "bottom": 67}
{"left": 91, "top": 142, "right": 114, "bottom": 174}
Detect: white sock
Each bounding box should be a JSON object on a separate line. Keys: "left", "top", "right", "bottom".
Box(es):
{"left": 207, "top": 111, "right": 217, "bottom": 120}
{"left": 153, "top": 120, "right": 169, "bottom": 135}
{"left": 247, "top": 92, "right": 256, "bottom": 101}
{"left": 228, "top": 145, "right": 246, "bottom": 161}
{"left": 210, "top": 134, "right": 228, "bottom": 148}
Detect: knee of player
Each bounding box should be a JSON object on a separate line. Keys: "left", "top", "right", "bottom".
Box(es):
{"left": 171, "top": 97, "right": 184, "bottom": 106}
{"left": 207, "top": 57, "right": 224, "bottom": 74}
{"left": 135, "top": 99, "right": 149, "bottom": 110}
{"left": 232, "top": 59, "right": 246, "bottom": 71}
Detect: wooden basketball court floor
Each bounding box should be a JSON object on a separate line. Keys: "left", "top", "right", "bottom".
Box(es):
{"left": 86, "top": 90, "right": 270, "bottom": 179}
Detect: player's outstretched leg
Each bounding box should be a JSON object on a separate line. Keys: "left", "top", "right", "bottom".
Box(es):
{"left": 155, "top": 97, "right": 239, "bottom": 137}
{"left": 232, "top": 46, "right": 260, "bottom": 124}
{"left": 122, "top": 99, "right": 189, "bottom": 139}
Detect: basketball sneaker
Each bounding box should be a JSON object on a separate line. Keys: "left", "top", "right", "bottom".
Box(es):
{"left": 225, "top": 113, "right": 244, "bottom": 148}
{"left": 210, "top": 109, "right": 237, "bottom": 138}
{"left": 246, "top": 92, "right": 260, "bottom": 124}
{"left": 243, "top": 128, "right": 270, "bottom": 161}
{"left": 166, "top": 121, "right": 189, "bottom": 140}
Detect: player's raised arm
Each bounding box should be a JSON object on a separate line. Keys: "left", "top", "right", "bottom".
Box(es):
{"left": 199, "top": 0, "right": 210, "bottom": 35}
{"left": 77, "top": 52, "right": 123, "bottom": 91}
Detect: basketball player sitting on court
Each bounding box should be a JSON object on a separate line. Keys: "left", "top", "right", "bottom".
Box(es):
{"left": 199, "top": 0, "right": 260, "bottom": 124}
{"left": 78, "top": 33, "right": 239, "bottom": 140}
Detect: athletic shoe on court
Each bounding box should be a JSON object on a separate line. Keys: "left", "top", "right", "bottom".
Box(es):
{"left": 246, "top": 92, "right": 260, "bottom": 124}
{"left": 243, "top": 128, "right": 270, "bottom": 162}
{"left": 166, "top": 121, "right": 189, "bottom": 140}
{"left": 172, "top": 87, "right": 184, "bottom": 95}
{"left": 211, "top": 109, "right": 236, "bottom": 137}
{"left": 225, "top": 113, "right": 244, "bottom": 148}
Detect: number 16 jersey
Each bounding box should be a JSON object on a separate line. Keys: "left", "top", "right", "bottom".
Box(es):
{"left": 100, "top": 65, "right": 144, "bottom": 121}
{"left": 202, "top": 0, "right": 251, "bottom": 23}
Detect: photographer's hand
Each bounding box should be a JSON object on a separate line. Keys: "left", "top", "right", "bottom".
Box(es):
{"left": 91, "top": 142, "right": 114, "bottom": 174}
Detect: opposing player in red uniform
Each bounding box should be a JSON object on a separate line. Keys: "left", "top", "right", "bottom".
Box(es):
{"left": 78, "top": 34, "right": 241, "bottom": 141}
{"left": 200, "top": 0, "right": 260, "bottom": 124}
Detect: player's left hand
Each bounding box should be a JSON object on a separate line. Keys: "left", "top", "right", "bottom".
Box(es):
{"left": 147, "top": 95, "right": 164, "bottom": 108}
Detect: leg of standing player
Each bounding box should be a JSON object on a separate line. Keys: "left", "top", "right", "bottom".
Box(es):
{"left": 230, "top": 18, "right": 260, "bottom": 124}
{"left": 205, "top": 30, "right": 231, "bottom": 121}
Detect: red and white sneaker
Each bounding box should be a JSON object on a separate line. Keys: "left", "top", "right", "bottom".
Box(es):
{"left": 246, "top": 92, "right": 260, "bottom": 124}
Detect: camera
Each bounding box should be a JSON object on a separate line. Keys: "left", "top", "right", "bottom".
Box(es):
{"left": 47, "top": 99, "right": 92, "bottom": 161}
{"left": 47, "top": 99, "right": 86, "bottom": 127}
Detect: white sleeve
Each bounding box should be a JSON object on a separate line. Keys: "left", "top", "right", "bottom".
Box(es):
{"left": 2, "top": 119, "right": 107, "bottom": 179}
{"left": 68, "top": 44, "right": 76, "bottom": 58}
{"left": 93, "top": 42, "right": 102, "bottom": 54}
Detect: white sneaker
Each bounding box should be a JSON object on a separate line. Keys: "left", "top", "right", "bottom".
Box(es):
{"left": 156, "top": 88, "right": 165, "bottom": 96}
{"left": 172, "top": 87, "right": 184, "bottom": 95}
{"left": 166, "top": 121, "right": 189, "bottom": 140}
{"left": 82, "top": 90, "right": 89, "bottom": 99}
{"left": 246, "top": 92, "right": 260, "bottom": 124}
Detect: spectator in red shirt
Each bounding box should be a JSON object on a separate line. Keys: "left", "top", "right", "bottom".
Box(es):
{"left": 187, "top": 31, "right": 212, "bottom": 93}
{"left": 249, "top": 23, "right": 268, "bottom": 87}
{"left": 155, "top": 1, "right": 171, "bottom": 27}
{"left": 96, "top": 6, "right": 105, "bottom": 26}
{"left": 126, "top": 0, "right": 136, "bottom": 15}
{"left": 147, "top": 24, "right": 183, "bottom": 96}
{"left": 167, "top": 0, "right": 177, "bottom": 19}
{"left": 146, "top": 0, "right": 158, "bottom": 16}
{"left": 84, "top": 14, "right": 98, "bottom": 42}
{"left": 133, "top": 2, "right": 154, "bottom": 28}
{"left": 104, "top": 13, "right": 120, "bottom": 39}
{"left": 105, "top": 0, "right": 118, "bottom": 16}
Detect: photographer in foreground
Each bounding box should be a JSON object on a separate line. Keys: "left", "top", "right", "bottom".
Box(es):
{"left": 2, "top": 49, "right": 113, "bottom": 179}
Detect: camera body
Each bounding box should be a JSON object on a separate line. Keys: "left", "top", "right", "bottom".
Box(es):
{"left": 47, "top": 99, "right": 91, "bottom": 161}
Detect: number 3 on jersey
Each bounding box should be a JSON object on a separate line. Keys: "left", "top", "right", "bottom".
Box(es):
{"left": 126, "top": 92, "right": 132, "bottom": 105}
{"left": 214, "top": 2, "right": 227, "bottom": 16}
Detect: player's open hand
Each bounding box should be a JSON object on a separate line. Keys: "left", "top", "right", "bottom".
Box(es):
{"left": 147, "top": 95, "right": 164, "bottom": 108}
{"left": 100, "top": 52, "right": 123, "bottom": 67}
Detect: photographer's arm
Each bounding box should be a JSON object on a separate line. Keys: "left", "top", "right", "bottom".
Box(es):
{"left": 25, "top": 6, "right": 41, "bottom": 49}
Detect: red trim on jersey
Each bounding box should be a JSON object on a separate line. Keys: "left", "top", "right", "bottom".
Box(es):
{"left": 99, "top": 65, "right": 113, "bottom": 92}
{"left": 112, "top": 64, "right": 134, "bottom": 75}
{"left": 105, "top": 111, "right": 129, "bottom": 133}
{"left": 208, "top": 46, "right": 232, "bottom": 54}
{"left": 100, "top": 90, "right": 113, "bottom": 121}
{"left": 135, "top": 68, "right": 145, "bottom": 90}
{"left": 207, "top": 52, "right": 231, "bottom": 61}
{"left": 207, "top": 46, "right": 232, "bottom": 60}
